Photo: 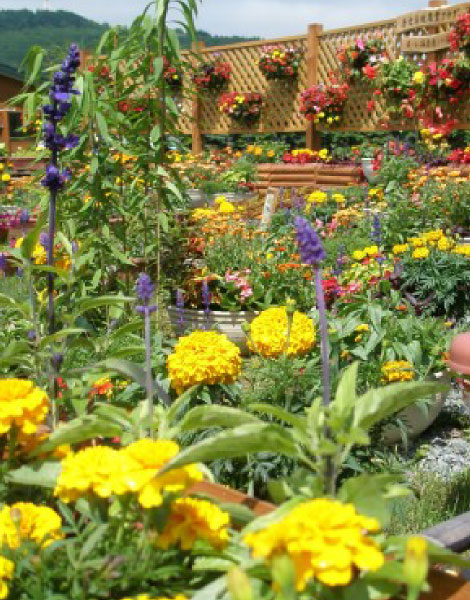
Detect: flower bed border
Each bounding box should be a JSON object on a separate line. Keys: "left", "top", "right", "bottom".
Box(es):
{"left": 256, "top": 162, "right": 364, "bottom": 191}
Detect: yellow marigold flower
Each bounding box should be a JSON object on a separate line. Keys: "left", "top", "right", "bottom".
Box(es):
{"left": 412, "top": 247, "right": 430, "bottom": 259}
{"left": 167, "top": 330, "right": 241, "bottom": 395}
{"left": 0, "top": 379, "right": 49, "bottom": 436}
{"left": 214, "top": 195, "right": 226, "bottom": 205}
{"left": 364, "top": 245, "right": 378, "bottom": 257}
{"left": 54, "top": 445, "right": 129, "bottom": 503}
{"left": 120, "top": 439, "right": 203, "bottom": 509}
{"left": 191, "top": 208, "right": 214, "bottom": 220}
{"left": 437, "top": 236, "right": 452, "bottom": 251}
{"left": 244, "top": 498, "right": 384, "bottom": 590}
{"left": 352, "top": 250, "right": 366, "bottom": 261}
{"left": 307, "top": 190, "right": 327, "bottom": 204}
{"left": 1, "top": 174, "right": 10, "bottom": 183}
{"left": 0, "top": 557, "right": 13, "bottom": 600}
{"left": 157, "top": 498, "right": 230, "bottom": 550}
{"left": 422, "top": 229, "right": 443, "bottom": 243}
{"left": 454, "top": 244, "right": 470, "bottom": 256}
{"left": 408, "top": 237, "right": 426, "bottom": 248}
{"left": 248, "top": 307, "right": 315, "bottom": 358}
{"left": 355, "top": 324, "right": 369, "bottom": 333}
{"left": 413, "top": 71, "right": 425, "bottom": 84}
{"left": 332, "top": 193, "right": 345, "bottom": 203}
{"left": 381, "top": 360, "right": 414, "bottom": 383}
{"left": 393, "top": 244, "right": 409, "bottom": 255}
{"left": 0, "top": 502, "right": 63, "bottom": 549}
{"left": 368, "top": 188, "right": 381, "bottom": 197}
{"left": 318, "top": 148, "right": 329, "bottom": 159}
{"left": 266, "top": 149, "right": 275, "bottom": 158}
{"left": 218, "top": 201, "right": 236, "bottom": 214}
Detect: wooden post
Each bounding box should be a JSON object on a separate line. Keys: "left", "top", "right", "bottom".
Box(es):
{"left": 426, "top": 0, "right": 448, "bottom": 65}
{"left": 191, "top": 41, "right": 204, "bottom": 155}
{"left": 305, "top": 23, "right": 323, "bottom": 151}
{"left": 0, "top": 107, "right": 11, "bottom": 155}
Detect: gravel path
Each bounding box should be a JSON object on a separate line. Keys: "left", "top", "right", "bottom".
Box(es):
{"left": 412, "top": 388, "right": 470, "bottom": 480}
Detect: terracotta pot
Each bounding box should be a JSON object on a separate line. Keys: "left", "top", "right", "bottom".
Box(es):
{"left": 167, "top": 306, "right": 256, "bottom": 354}
{"left": 383, "top": 372, "right": 449, "bottom": 444}
{"left": 449, "top": 333, "right": 470, "bottom": 376}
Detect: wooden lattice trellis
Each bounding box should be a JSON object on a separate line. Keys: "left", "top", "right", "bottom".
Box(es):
{"left": 179, "top": 0, "right": 470, "bottom": 149}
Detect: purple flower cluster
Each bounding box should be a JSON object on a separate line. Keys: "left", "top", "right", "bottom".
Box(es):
{"left": 294, "top": 216, "right": 326, "bottom": 266}
{"left": 136, "top": 273, "right": 157, "bottom": 316}
{"left": 372, "top": 213, "right": 382, "bottom": 245}
{"left": 41, "top": 44, "right": 80, "bottom": 191}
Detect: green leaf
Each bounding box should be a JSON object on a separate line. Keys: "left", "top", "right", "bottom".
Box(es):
{"left": 73, "top": 296, "right": 133, "bottom": 316}
{"left": 6, "top": 462, "right": 61, "bottom": 488}
{"left": 332, "top": 361, "right": 359, "bottom": 417}
{"left": 338, "top": 474, "right": 410, "bottom": 526}
{"left": 39, "top": 328, "right": 86, "bottom": 349}
{"left": 353, "top": 381, "right": 449, "bottom": 430}
{"left": 79, "top": 524, "right": 108, "bottom": 561}
{"left": 159, "top": 423, "right": 300, "bottom": 475}
{"left": 31, "top": 416, "right": 121, "bottom": 456}
{"left": 176, "top": 406, "right": 261, "bottom": 434}
{"left": 250, "top": 404, "right": 306, "bottom": 431}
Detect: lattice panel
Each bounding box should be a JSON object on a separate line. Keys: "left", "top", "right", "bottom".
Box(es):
{"left": 178, "top": 37, "right": 308, "bottom": 135}
{"left": 177, "top": 2, "right": 470, "bottom": 136}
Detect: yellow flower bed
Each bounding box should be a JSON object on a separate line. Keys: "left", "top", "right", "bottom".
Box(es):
{"left": 0, "top": 379, "right": 49, "bottom": 436}
{"left": 248, "top": 307, "right": 315, "bottom": 358}
{"left": 244, "top": 498, "right": 384, "bottom": 590}
{"left": 167, "top": 330, "right": 241, "bottom": 395}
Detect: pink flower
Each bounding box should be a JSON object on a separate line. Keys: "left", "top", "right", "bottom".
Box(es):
{"left": 357, "top": 37, "right": 365, "bottom": 51}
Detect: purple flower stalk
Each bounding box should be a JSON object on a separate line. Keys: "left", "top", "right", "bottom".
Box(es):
{"left": 294, "top": 216, "right": 327, "bottom": 266}
{"left": 19, "top": 209, "right": 30, "bottom": 226}
{"left": 372, "top": 212, "right": 382, "bottom": 245}
{"left": 136, "top": 273, "right": 157, "bottom": 315}
{"left": 294, "top": 216, "right": 329, "bottom": 405}
{"left": 176, "top": 288, "right": 185, "bottom": 330}
{"left": 41, "top": 44, "right": 80, "bottom": 341}
{"left": 0, "top": 253, "right": 6, "bottom": 276}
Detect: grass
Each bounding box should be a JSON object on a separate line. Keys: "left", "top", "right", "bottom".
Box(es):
{"left": 388, "top": 470, "right": 470, "bottom": 535}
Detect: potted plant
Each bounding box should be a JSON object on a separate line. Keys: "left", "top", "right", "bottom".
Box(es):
{"left": 337, "top": 36, "right": 388, "bottom": 82}
{"left": 258, "top": 45, "right": 302, "bottom": 82}
{"left": 299, "top": 76, "right": 349, "bottom": 127}
{"left": 192, "top": 58, "right": 231, "bottom": 92}
{"left": 218, "top": 92, "right": 263, "bottom": 126}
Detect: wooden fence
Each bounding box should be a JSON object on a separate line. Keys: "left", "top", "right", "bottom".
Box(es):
{"left": 180, "top": 0, "right": 470, "bottom": 152}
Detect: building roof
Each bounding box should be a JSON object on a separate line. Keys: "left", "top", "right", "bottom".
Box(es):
{"left": 0, "top": 62, "right": 23, "bottom": 83}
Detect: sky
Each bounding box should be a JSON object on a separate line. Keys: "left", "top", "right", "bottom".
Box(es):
{"left": 0, "top": 0, "right": 458, "bottom": 36}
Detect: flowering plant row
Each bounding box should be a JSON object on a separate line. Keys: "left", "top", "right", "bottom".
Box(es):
{"left": 258, "top": 45, "right": 302, "bottom": 81}
{"left": 218, "top": 92, "right": 263, "bottom": 125}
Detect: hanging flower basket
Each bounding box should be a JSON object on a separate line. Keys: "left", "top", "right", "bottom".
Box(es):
{"left": 450, "top": 11, "right": 470, "bottom": 58}
{"left": 192, "top": 59, "right": 231, "bottom": 92}
{"left": 258, "top": 45, "right": 302, "bottom": 81}
{"left": 163, "top": 55, "right": 183, "bottom": 90}
{"left": 299, "top": 77, "right": 349, "bottom": 127}
{"left": 337, "top": 36, "right": 388, "bottom": 82}
{"left": 218, "top": 92, "right": 263, "bottom": 126}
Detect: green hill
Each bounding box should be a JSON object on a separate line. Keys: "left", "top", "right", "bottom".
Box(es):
{"left": 0, "top": 9, "right": 259, "bottom": 71}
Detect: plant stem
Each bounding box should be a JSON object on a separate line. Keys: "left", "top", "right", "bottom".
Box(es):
{"left": 144, "top": 309, "right": 154, "bottom": 437}
{"left": 314, "top": 267, "right": 330, "bottom": 406}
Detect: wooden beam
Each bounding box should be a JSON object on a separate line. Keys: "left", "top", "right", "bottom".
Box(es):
{"left": 422, "top": 511, "right": 470, "bottom": 553}
{"left": 305, "top": 23, "right": 323, "bottom": 151}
